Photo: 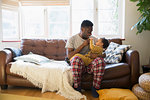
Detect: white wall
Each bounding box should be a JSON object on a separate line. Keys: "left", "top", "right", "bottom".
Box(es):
{"left": 0, "top": 0, "right": 150, "bottom": 67}
{"left": 0, "top": 42, "right": 20, "bottom": 50}
{"left": 124, "top": 0, "right": 150, "bottom": 67}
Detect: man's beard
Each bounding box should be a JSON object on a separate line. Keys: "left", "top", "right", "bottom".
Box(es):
{"left": 82, "top": 34, "right": 89, "bottom": 40}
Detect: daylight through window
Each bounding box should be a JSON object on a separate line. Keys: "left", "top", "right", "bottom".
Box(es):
{"left": 1, "top": 0, "right": 125, "bottom": 40}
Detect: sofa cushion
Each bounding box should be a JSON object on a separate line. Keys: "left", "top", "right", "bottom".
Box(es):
{"left": 14, "top": 52, "right": 51, "bottom": 64}
{"left": 108, "top": 38, "right": 122, "bottom": 45}
{"left": 21, "top": 39, "right": 66, "bottom": 60}
{"left": 105, "top": 42, "right": 120, "bottom": 55}
{"left": 103, "top": 63, "right": 130, "bottom": 80}
{"left": 104, "top": 42, "right": 131, "bottom": 63}
{"left": 113, "top": 45, "right": 131, "bottom": 54}
{"left": 82, "top": 63, "right": 130, "bottom": 82}
{"left": 7, "top": 62, "right": 130, "bottom": 83}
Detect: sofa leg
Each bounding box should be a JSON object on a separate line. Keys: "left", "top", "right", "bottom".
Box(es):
{"left": 1, "top": 85, "right": 8, "bottom": 90}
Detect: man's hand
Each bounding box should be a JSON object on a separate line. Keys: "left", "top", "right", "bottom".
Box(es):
{"left": 67, "top": 39, "right": 90, "bottom": 59}
{"left": 82, "top": 39, "right": 90, "bottom": 47}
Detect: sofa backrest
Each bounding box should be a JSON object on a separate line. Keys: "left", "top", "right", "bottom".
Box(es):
{"left": 21, "top": 39, "right": 67, "bottom": 60}
{"left": 108, "top": 38, "right": 122, "bottom": 45}
{"left": 21, "top": 38, "right": 122, "bottom": 60}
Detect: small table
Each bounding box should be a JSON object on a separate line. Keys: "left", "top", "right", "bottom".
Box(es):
{"left": 142, "top": 65, "right": 150, "bottom": 73}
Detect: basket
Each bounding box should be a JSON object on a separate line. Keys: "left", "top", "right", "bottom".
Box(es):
{"left": 132, "top": 84, "right": 150, "bottom": 100}
{"left": 139, "top": 73, "right": 150, "bottom": 92}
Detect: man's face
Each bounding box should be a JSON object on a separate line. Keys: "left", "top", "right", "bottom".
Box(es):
{"left": 81, "top": 26, "right": 93, "bottom": 39}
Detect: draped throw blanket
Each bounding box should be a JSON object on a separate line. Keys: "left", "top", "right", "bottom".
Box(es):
{"left": 10, "top": 60, "right": 86, "bottom": 100}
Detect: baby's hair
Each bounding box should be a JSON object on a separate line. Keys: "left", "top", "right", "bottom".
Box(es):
{"left": 101, "top": 38, "right": 109, "bottom": 49}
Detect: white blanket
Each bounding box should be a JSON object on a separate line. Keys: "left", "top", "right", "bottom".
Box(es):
{"left": 10, "top": 60, "right": 86, "bottom": 100}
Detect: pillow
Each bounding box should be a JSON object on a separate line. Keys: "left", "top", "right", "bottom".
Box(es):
{"left": 113, "top": 45, "right": 131, "bottom": 54}
{"left": 14, "top": 53, "right": 50, "bottom": 64}
{"left": 104, "top": 42, "right": 131, "bottom": 63}
{"left": 104, "top": 53, "right": 122, "bottom": 63}
{"left": 97, "top": 88, "right": 138, "bottom": 100}
{"left": 105, "top": 42, "right": 120, "bottom": 55}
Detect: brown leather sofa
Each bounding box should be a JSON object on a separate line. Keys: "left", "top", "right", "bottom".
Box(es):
{"left": 0, "top": 38, "right": 140, "bottom": 90}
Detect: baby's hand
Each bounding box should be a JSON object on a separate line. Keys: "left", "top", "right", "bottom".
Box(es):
{"left": 89, "top": 38, "right": 93, "bottom": 40}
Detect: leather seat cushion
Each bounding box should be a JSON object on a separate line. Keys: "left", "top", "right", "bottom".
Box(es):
{"left": 82, "top": 63, "right": 130, "bottom": 82}
{"left": 104, "top": 63, "right": 130, "bottom": 80}
{"left": 7, "top": 62, "right": 130, "bottom": 82}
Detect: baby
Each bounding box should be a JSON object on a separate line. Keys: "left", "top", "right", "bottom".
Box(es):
{"left": 70, "top": 38, "right": 109, "bottom": 66}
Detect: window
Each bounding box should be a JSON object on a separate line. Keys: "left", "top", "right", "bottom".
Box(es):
{"left": 2, "top": 0, "right": 20, "bottom": 41}
{"left": 21, "top": 6, "right": 70, "bottom": 39}
{"left": 21, "top": 6, "right": 45, "bottom": 38}
{"left": 2, "top": 9, "right": 19, "bottom": 41}
{"left": 1, "top": 0, "right": 125, "bottom": 40}
{"left": 72, "top": 0, "right": 124, "bottom": 38}
{"left": 98, "top": 0, "right": 119, "bottom": 35}
{"left": 47, "top": 6, "right": 70, "bottom": 39}
{"left": 72, "top": 0, "right": 94, "bottom": 35}
{"left": 97, "top": 0, "right": 125, "bottom": 38}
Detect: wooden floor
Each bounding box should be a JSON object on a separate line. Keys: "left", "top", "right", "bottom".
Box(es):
{"left": 0, "top": 86, "right": 99, "bottom": 100}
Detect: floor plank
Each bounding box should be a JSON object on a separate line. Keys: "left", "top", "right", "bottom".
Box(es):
{"left": 0, "top": 86, "right": 99, "bottom": 100}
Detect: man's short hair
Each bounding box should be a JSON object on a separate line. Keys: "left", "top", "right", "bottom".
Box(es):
{"left": 81, "top": 20, "right": 93, "bottom": 28}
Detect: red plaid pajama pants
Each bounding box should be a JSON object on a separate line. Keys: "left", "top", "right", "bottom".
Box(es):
{"left": 71, "top": 56, "right": 105, "bottom": 89}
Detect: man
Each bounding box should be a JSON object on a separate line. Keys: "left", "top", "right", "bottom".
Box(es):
{"left": 65, "top": 20, "right": 105, "bottom": 98}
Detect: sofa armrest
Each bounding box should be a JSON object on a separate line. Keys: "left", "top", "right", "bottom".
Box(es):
{"left": 125, "top": 50, "right": 140, "bottom": 87}
{"left": 5, "top": 47, "right": 22, "bottom": 58}
{"left": 0, "top": 49, "right": 13, "bottom": 85}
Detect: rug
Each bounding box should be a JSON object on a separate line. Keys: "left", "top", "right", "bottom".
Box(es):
{"left": 0, "top": 93, "right": 50, "bottom": 100}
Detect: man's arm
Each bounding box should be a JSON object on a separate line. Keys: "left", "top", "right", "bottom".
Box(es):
{"left": 66, "top": 39, "right": 89, "bottom": 59}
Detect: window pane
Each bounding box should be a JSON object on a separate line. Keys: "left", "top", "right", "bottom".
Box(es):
{"left": 98, "top": 10, "right": 118, "bottom": 22}
{"left": 72, "top": 10, "right": 93, "bottom": 34}
{"left": 98, "top": 0, "right": 119, "bottom": 35}
{"left": 72, "top": 0, "right": 94, "bottom": 35}
{"left": 72, "top": 10, "right": 93, "bottom": 22}
{"left": 48, "top": 6, "right": 70, "bottom": 39}
{"left": 99, "top": 22, "right": 119, "bottom": 35}
{"left": 71, "top": 22, "right": 80, "bottom": 35}
{"left": 48, "top": 6, "right": 69, "bottom": 22}
{"left": 98, "top": 0, "right": 117, "bottom": 9}
{"left": 22, "top": 6, "right": 44, "bottom": 38}
{"left": 2, "top": 9, "right": 19, "bottom": 40}
{"left": 48, "top": 23, "right": 69, "bottom": 39}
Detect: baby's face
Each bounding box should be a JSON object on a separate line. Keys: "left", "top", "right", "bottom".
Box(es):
{"left": 96, "top": 39, "right": 103, "bottom": 47}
